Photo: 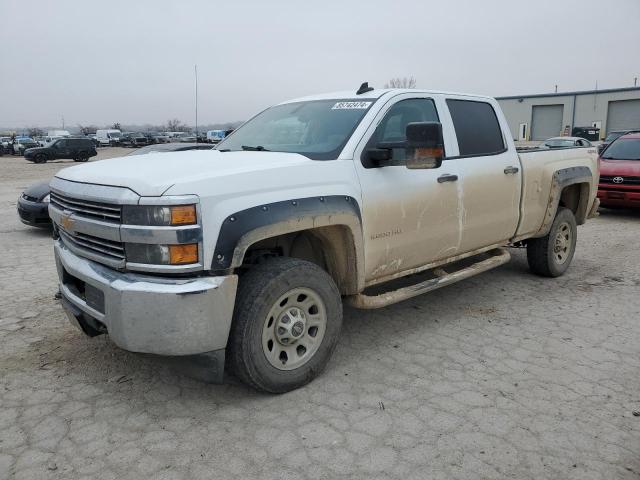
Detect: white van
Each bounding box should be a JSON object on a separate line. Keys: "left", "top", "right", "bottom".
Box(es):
{"left": 96, "top": 129, "right": 122, "bottom": 146}
{"left": 47, "top": 130, "right": 71, "bottom": 138}
{"left": 206, "top": 130, "right": 227, "bottom": 143}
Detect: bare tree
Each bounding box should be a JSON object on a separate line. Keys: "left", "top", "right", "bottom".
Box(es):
{"left": 78, "top": 124, "right": 98, "bottom": 135}
{"left": 384, "top": 77, "right": 417, "bottom": 89}
{"left": 112, "top": 122, "right": 121, "bottom": 130}
{"left": 165, "top": 118, "right": 188, "bottom": 132}
{"left": 27, "top": 127, "right": 44, "bottom": 137}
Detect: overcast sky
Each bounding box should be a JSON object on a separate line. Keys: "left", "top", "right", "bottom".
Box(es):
{"left": 1, "top": 0, "right": 639, "bottom": 128}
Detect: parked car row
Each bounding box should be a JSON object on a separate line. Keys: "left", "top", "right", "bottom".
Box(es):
{"left": 1, "top": 136, "right": 40, "bottom": 155}
{"left": 2, "top": 128, "right": 236, "bottom": 154}
{"left": 94, "top": 129, "right": 234, "bottom": 147}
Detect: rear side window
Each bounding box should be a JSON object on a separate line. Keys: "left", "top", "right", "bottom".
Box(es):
{"left": 446, "top": 99, "right": 505, "bottom": 157}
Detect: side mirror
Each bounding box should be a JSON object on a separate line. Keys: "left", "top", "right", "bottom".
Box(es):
{"left": 405, "top": 122, "right": 444, "bottom": 169}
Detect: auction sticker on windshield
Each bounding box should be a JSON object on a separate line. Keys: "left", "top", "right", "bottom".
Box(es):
{"left": 332, "top": 101, "right": 372, "bottom": 110}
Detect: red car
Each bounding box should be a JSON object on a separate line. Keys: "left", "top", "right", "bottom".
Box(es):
{"left": 597, "top": 132, "right": 640, "bottom": 208}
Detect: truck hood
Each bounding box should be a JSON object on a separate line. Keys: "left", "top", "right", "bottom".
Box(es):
{"left": 54, "top": 150, "right": 314, "bottom": 196}
{"left": 600, "top": 159, "right": 640, "bottom": 177}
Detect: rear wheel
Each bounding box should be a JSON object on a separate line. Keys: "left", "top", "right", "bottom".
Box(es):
{"left": 75, "top": 151, "right": 89, "bottom": 162}
{"left": 527, "top": 207, "right": 577, "bottom": 277}
{"left": 228, "top": 257, "right": 343, "bottom": 393}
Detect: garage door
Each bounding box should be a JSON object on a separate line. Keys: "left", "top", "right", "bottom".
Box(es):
{"left": 531, "top": 104, "right": 564, "bottom": 141}
{"left": 606, "top": 99, "right": 640, "bottom": 133}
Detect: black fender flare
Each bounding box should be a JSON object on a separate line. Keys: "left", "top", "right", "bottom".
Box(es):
{"left": 536, "top": 166, "right": 593, "bottom": 237}
{"left": 211, "top": 195, "right": 365, "bottom": 291}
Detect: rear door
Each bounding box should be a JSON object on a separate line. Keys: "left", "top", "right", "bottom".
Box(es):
{"left": 443, "top": 97, "right": 522, "bottom": 253}
{"left": 68, "top": 139, "right": 80, "bottom": 156}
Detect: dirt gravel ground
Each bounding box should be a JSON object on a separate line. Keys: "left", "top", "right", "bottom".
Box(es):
{"left": 1, "top": 150, "right": 640, "bottom": 480}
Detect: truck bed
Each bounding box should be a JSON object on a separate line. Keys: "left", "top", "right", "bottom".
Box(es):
{"left": 516, "top": 147, "right": 599, "bottom": 239}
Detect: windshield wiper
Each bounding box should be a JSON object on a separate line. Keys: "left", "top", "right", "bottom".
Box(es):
{"left": 241, "top": 145, "right": 269, "bottom": 151}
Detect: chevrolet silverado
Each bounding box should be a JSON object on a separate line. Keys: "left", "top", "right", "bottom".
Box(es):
{"left": 49, "top": 83, "right": 600, "bottom": 392}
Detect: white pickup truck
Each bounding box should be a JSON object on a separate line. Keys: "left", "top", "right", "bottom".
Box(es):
{"left": 50, "top": 83, "right": 599, "bottom": 392}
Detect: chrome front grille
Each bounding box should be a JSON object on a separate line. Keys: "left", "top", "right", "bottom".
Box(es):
{"left": 58, "top": 228, "right": 125, "bottom": 264}
{"left": 50, "top": 192, "right": 122, "bottom": 223}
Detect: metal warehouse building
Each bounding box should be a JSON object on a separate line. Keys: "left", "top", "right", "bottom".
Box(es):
{"left": 496, "top": 87, "right": 640, "bottom": 141}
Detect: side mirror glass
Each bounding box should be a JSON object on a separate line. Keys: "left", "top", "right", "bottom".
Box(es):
{"left": 366, "top": 148, "right": 392, "bottom": 163}
{"left": 405, "top": 122, "right": 444, "bottom": 169}
{"left": 362, "top": 146, "right": 393, "bottom": 168}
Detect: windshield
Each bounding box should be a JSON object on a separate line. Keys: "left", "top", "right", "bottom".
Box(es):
{"left": 601, "top": 138, "right": 640, "bottom": 160}
{"left": 545, "top": 139, "right": 574, "bottom": 147}
{"left": 604, "top": 132, "right": 624, "bottom": 143}
{"left": 216, "top": 99, "right": 375, "bottom": 160}
{"left": 109, "top": 132, "right": 121, "bottom": 138}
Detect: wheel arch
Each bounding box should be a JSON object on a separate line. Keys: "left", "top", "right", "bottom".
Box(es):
{"left": 211, "top": 196, "right": 365, "bottom": 294}
{"left": 535, "top": 166, "right": 593, "bottom": 236}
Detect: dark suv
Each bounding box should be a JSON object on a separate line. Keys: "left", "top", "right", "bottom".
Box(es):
{"left": 24, "top": 137, "right": 97, "bottom": 163}
{"left": 120, "top": 132, "right": 150, "bottom": 148}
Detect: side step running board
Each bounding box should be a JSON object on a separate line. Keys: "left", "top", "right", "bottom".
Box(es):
{"left": 345, "top": 248, "right": 511, "bottom": 309}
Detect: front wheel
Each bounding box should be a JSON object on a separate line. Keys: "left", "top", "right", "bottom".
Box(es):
{"left": 34, "top": 153, "right": 47, "bottom": 164}
{"left": 228, "top": 257, "right": 343, "bottom": 393}
{"left": 527, "top": 207, "right": 577, "bottom": 277}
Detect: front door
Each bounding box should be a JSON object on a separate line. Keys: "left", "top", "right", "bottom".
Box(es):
{"left": 53, "top": 139, "right": 68, "bottom": 159}
{"left": 354, "top": 94, "right": 462, "bottom": 282}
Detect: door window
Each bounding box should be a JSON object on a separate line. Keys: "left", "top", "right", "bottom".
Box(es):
{"left": 56, "top": 140, "right": 67, "bottom": 148}
{"left": 368, "top": 98, "right": 439, "bottom": 165}
{"left": 446, "top": 99, "right": 505, "bottom": 157}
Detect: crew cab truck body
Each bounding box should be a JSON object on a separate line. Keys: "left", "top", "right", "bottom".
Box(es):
{"left": 50, "top": 86, "right": 599, "bottom": 392}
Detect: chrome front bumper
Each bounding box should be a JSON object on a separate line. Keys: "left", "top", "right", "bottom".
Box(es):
{"left": 54, "top": 240, "right": 238, "bottom": 356}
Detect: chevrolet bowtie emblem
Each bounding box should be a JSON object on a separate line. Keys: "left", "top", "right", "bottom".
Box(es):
{"left": 61, "top": 213, "right": 75, "bottom": 231}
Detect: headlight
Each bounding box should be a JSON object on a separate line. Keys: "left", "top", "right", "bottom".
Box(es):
{"left": 125, "top": 243, "right": 198, "bottom": 265}
{"left": 41, "top": 194, "right": 50, "bottom": 203}
{"left": 122, "top": 204, "right": 197, "bottom": 226}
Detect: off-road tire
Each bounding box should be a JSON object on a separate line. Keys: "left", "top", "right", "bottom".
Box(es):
{"left": 228, "top": 257, "right": 342, "bottom": 393}
{"left": 527, "top": 207, "right": 577, "bottom": 277}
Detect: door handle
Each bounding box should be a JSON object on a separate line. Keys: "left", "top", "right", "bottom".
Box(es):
{"left": 504, "top": 166, "right": 519, "bottom": 175}
{"left": 437, "top": 174, "right": 458, "bottom": 183}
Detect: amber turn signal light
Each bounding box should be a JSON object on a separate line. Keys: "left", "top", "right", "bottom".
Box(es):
{"left": 170, "top": 205, "right": 197, "bottom": 225}
{"left": 169, "top": 244, "right": 198, "bottom": 265}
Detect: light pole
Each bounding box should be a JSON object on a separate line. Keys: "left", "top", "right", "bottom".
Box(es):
{"left": 195, "top": 64, "right": 198, "bottom": 142}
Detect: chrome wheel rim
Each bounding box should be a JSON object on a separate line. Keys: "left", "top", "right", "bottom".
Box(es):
{"left": 262, "top": 287, "right": 327, "bottom": 371}
{"left": 553, "top": 221, "right": 572, "bottom": 264}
